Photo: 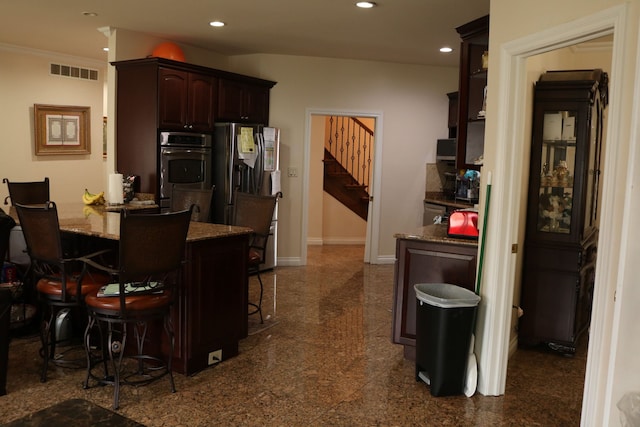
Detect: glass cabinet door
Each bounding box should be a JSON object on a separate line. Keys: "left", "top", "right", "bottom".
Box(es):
{"left": 537, "top": 110, "right": 577, "bottom": 234}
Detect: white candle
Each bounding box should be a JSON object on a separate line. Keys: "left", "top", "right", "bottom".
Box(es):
{"left": 108, "top": 173, "right": 124, "bottom": 205}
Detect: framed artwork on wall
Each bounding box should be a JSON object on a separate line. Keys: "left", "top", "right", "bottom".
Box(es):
{"left": 34, "top": 104, "right": 91, "bottom": 155}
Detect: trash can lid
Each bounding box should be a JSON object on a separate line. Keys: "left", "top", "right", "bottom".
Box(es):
{"left": 414, "top": 283, "right": 480, "bottom": 308}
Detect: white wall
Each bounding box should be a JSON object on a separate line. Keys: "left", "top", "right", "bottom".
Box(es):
{"left": 0, "top": 46, "right": 107, "bottom": 204}
{"left": 321, "top": 193, "right": 367, "bottom": 245}
{"left": 228, "top": 54, "right": 458, "bottom": 262}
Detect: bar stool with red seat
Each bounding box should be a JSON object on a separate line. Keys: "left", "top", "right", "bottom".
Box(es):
{"left": 14, "top": 201, "right": 110, "bottom": 382}
{"left": 82, "top": 207, "right": 192, "bottom": 409}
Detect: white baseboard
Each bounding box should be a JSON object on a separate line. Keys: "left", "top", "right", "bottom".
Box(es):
{"left": 509, "top": 335, "right": 518, "bottom": 358}
{"left": 371, "top": 255, "right": 396, "bottom": 265}
{"left": 321, "top": 238, "right": 366, "bottom": 245}
{"left": 307, "top": 237, "right": 367, "bottom": 245}
{"left": 277, "top": 254, "right": 395, "bottom": 267}
{"left": 276, "top": 257, "right": 303, "bottom": 267}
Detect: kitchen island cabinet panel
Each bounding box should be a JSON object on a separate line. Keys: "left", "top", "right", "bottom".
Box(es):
{"left": 392, "top": 230, "right": 477, "bottom": 358}
{"left": 173, "top": 233, "right": 248, "bottom": 375}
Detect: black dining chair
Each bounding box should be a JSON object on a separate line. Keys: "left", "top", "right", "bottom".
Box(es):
{"left": 171, "top": 185, "right": 214, "bottom": 222}
{"left": 3, "top": 177, "right": 50, "bottom": 206}
{"left": 14, "top": 201, "right": 110, "bottom": 382}
{"left": 231, "top": 191, "right": 278, "bottom": 324}
{"left": 82, "top": 207, "right": 192, "bottom": 410}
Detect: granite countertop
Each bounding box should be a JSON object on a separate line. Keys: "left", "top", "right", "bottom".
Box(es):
{"left": 424, "top": 191, "right": 476, "bottom": 210}
{"left": 9, "top": 203, "right": 252, "bottom": 242}
{"left": 394, "top": 223, "right": 478, "bottom": 247}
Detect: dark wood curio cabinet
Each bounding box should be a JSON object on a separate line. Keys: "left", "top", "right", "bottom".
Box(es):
{"left": 519, "top": 69, "right": 608, "bottom": 353}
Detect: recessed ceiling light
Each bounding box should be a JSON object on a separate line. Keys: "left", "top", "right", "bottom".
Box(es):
{"left": 440, "top": 47, "right": 453, "bottom": 53}
{"left": 356, "top": 2, "right": 376, "bottom": 8}
{"left": 209, "top": 21, "right": 225, "bottom": 27}
{"left": 103, "top": 47, "right": 109, "bottom": 52}
{"left": 82, "top": 11, "right": 98, "bottom": 17}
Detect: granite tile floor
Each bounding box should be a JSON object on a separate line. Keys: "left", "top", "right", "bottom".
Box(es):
{"left": 0, "top": 245, "right": 586, "bottom": 426}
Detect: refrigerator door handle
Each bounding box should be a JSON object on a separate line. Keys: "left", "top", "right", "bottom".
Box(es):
{"left": 255, "top": 132, "right": 265, "bottom": 194}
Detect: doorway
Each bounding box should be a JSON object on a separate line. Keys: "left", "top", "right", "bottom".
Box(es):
{"left": 302, "top": 109, "right": 382, "bottom": 265}
{"left": 510, "top": 35, "right": 612, "bottom": 409}
{"left": 478, "top": 5, "right": 628, "bottom": 424}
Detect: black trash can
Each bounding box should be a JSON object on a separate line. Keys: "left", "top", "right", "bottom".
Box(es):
{"left": 414, "top": 283, "right": 480, "bottom": 397}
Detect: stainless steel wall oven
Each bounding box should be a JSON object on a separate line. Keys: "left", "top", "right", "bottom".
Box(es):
{"left": 159, "top": 131, "right": 213, "bottom": 211}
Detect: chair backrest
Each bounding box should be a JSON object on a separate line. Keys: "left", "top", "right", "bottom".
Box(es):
{"left": 14, "top": 201, "right": 63, "bottom": 266}
{"left": 117, "top": 207, "right": 192, "bottom": 285}
{"left": 3, "top": 178, "right": 50, "bottom": 206}
{"left": 171, "top": 186, "right": 214, "bottom": 222}
{"left": 13, "top": 202, "right": 75, "bottom": 302}
{"left": 231, "top": 191, "right": 277, "bottom": 263}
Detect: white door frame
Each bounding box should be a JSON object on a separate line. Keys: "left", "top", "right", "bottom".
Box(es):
{"left": 301, "top": 108, "right": 383, "bottom": 265}
{"left": 478, "top": 4, "right": 628, "bottom": 424}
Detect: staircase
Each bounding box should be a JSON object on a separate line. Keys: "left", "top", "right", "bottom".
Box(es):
{"left": 322, "top": 116, "right": 373, "bottom": 221}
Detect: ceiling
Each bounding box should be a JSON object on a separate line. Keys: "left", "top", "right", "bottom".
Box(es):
{"left": 0, "top": 0, "right": 490, "bottom": 67}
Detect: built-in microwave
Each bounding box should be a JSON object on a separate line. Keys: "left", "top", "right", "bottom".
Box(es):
{"left": 160, "top": 131, "right": 212, "bottom": 148}
{"left": 436, "top": 138, "right": 456, "bottom": 163}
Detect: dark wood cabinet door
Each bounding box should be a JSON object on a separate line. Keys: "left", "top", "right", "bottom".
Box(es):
{"left": 244, "top": 84, "right": 270, "bottom": 125}
{"left": 519, "top": 244, "right": 581, "bottom": 346}
{"left": 158, "top": 68, "right": 189, "bottom": 130}
{"left": 217, "top": 78, "right": 246, "bottom": 121}
{"left": 392, "top": 238, "right": 477, "bottom": 350}
{"left": 159, "top": 69, "right": 215, "bottom": 132}
{"left": 187, "top": 72, "right": 216, "bottom": 132}
{"left": 217, "top": 78, "right": 270, "bottom": 124}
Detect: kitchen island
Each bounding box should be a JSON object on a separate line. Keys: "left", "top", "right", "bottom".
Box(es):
{"left": 10, "top": 203, "right": 252, "bottom": 375}
{"left": 392, "top": 224, "right": 478, "bottom": 359}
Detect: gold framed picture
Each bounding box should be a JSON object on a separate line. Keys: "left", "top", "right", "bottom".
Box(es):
{"left": 34, "top": 104, "right": 91, "bottom": 155}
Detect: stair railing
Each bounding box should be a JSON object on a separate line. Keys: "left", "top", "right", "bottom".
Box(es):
{"left": 326, "top": 116, "right": 373, "bottom": 191}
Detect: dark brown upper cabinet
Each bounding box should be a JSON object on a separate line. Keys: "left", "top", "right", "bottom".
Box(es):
{"left": 159, "top": 68, "right": 216, "bottom": 132}
{"left": 217, "top": 78, "right": 272, "bottom": 124}
{"left": 455, "top": 15, "right": 489, "bottom": 171}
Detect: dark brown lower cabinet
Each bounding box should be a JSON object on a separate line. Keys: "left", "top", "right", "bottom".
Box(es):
{"left": 518, "top": 233, "right": 597, "bottom": 353}
{"left": 392, "top": 238, "right": 477, "bottom": 359}
{"left": 171, "top": 233, "right": 249, "bottom": 375}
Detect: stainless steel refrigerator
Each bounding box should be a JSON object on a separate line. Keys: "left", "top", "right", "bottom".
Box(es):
{"left": 212, "top": 122, "right": 280, "bottom": 270}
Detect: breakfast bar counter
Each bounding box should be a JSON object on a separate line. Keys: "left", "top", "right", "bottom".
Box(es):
{"left": 393, "top": 224, "right": 479, "bottom": 247}
{"left": 10, "top": 203, "right": 252, "bottom": 375}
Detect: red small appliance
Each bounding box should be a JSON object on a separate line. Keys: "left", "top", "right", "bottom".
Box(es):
{"left": 447, "top": 209, "right": 479, "bottom": 239}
